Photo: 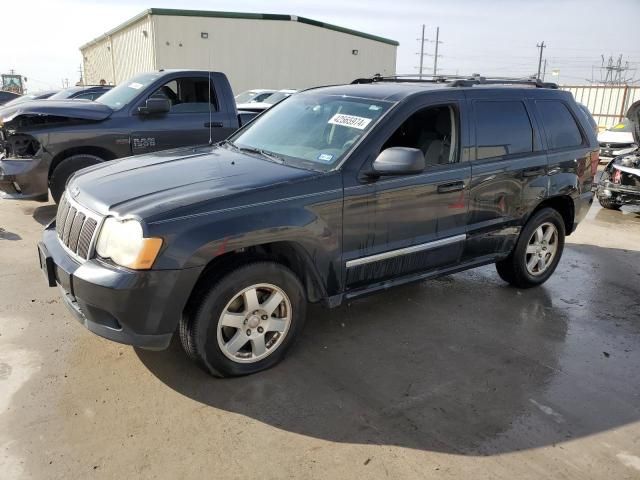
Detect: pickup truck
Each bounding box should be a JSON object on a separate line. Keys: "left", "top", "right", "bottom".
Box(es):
{"left": 0, "top": 70, "right": 255, "bottom": 202}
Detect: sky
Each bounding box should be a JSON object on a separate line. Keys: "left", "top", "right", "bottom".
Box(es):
{"left": 3, "top": 0, "right": 640, "bottom": 91}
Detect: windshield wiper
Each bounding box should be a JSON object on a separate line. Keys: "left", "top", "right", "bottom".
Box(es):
{"left": 236, "top": 145, "right": 285, "bottom": 164}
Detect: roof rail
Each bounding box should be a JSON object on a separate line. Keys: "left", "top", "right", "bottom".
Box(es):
{"left": 351, "top": 73, "right": 558, "bottom": 89}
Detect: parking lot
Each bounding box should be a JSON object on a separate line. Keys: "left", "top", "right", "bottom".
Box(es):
{"left": 0, "top": 196, "right": 638, "bottom": 479}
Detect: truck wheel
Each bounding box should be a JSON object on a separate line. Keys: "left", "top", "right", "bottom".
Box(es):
{"left": 495, "top": 208, "right": 565, "bottom": 289}
{"left": 597, "top": 196, "right": 621, "bottom": 210}
{"left": 180, "top": 262, "right": 307, "bottom": 377}
{"left": 49, "top": 154, "right": 103, "bottom": 203}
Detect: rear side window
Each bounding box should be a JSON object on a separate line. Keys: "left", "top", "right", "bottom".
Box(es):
{"left": 475, "top": 101, "right": 533, "bottom": 160}
{"left": 536, "top": 101, "right": 583, "bottom": 149}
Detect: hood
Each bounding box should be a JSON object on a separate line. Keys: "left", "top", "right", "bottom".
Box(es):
{"left": 69, "top": 145, "right": 321, "bottom": 219}
{"left": 627, "top": 100, "right": 640, "bottom": 144}
{"left": 0, "top": 99, "right": 113, "bottom": 123}
{"left": 597, "top": 129, "right": 635, "bottom": 145}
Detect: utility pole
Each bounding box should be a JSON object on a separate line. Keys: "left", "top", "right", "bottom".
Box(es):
{"left": 432, "top": 27, "right": 441, "bottom": 76}
{"left": 542, "top": 58, "right": 547, "bottom": 81}
{"left": 418, "top": 24, "right": 425, "bottom": 79}
{"left": 416, "top": 25, "right": 442, "bottom": 78}
{"left": 536, "top": 41, "right": 546, "bottom": 79}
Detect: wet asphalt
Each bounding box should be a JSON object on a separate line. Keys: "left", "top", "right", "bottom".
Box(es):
{"left": 0, "top": 197, "right": 639, "bottom": 479}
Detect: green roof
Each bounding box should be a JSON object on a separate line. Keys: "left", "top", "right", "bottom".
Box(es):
{"left": 80, "top": 8, "right": 399, "bottom": 50}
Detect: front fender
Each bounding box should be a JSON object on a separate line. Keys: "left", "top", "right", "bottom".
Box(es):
{"left": 149, "top": 187, "right": 344, "bottom": 296}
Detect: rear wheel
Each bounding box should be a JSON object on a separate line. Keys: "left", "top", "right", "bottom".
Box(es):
{"left": 49, "top": 154, "right": 103, "bottom": 203}
{"left": 180, "top": 262, "right": 306, "bottom": 377}
{"left": 598, "top": 196, "right": 621, "bottom": 210}
{"left": 496, "top": 208, "right": 565, "bottom": 288}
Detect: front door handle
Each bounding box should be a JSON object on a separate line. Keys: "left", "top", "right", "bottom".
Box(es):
{"left": 437, "top": 181, "right": 465, "bottom": 193}
{"left": 522, "top": 167, "right": 546, "bottom": 177}
{"left": 204, "top": 121, "right": 223, "bottom": 128}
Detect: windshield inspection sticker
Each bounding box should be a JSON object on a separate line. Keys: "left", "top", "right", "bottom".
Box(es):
{"left": 328, "top": 113, "right": 372, "bottom": 130}
{"left": 128, "top": 82, "right": 144, "bottom": 89}
{"left": 317, "top": 153, "right": 334, "bottom": 163}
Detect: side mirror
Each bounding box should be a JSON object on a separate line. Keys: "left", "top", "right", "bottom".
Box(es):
{"left": 371, "top": 147, "right": 425, "bottom": 176}
{"left": 138, "top": 98, "right": 171, "bottom": 115}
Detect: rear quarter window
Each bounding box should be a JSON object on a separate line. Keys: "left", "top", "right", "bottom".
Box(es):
{"left": 536, "top": 100, "right": 584, "bottom": 150}
{"left": 474, "top": 100, "right": 533, "bottom": 160}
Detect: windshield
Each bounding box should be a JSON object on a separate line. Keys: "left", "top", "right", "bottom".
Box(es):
{"left": 607, "top": 119, "right": 633, "bottom": 132}
{"left": 264, "top": 91, "right": 293, "bottom": 105}
{"left": 96, "top": 73, "right": 162, "bottom": 110}
{"left": 229, "top": 93, "right": 392, "bottom": 170}
{"left": 48, "top": 89, "right": 79, "bottom": 100}
{"left": 235, "top": 91, "right": 266, "bottom": 103}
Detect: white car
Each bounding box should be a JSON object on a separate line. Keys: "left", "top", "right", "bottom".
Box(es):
{"left": 234, "top": 89, "right": 276, "bottom": 105}
{"left": 598, "top": 119, "right": 637, "bottom": 162}
{"left": 236, "top": 89, "right": 297, "bottom": 113}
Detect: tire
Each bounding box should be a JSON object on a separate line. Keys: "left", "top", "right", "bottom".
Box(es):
{"left": 597, "top": 196, "right": 621, "bottom": 210}
{"left": 179, "top": 262, "right": 307, "bottom": 377}
{"left": 496, "top": 208, "right": 566, "bottom": 289}
{"left": 49, "top": 154, "right": 103, "bottom": 203}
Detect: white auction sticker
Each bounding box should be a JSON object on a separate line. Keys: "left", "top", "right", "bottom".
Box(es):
{"left": 128, "top": 82, "right": 144, "bottom": 89}
{"left": 328, "top": 113, "right": 372, "bottom": 130}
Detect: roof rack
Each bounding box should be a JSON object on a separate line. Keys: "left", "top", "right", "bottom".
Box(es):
{"left": 351, "top": 73, "right": 558, "bottom": 89}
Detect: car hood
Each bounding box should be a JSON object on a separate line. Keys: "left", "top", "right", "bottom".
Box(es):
{"left": 597, "top": 130, "right": 635, "bottom": 145}
{"left": 69, "top": 145, "right": 322, "bottom": 220}
{"left": 627, "top": 100, "right": 640, "bottom": 144}
{"left": 0, "top": 99, "right": 113, "bottom": 123}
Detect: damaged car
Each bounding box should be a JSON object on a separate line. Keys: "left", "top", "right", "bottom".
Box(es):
{"left": 597, "top": 118, "right": 637, "bottom": 163}
{"left": 596, "top": 100, "right": 640, "bottom": 210}
{"left": 0, "top": 70, "right": 255, "bottom": 202}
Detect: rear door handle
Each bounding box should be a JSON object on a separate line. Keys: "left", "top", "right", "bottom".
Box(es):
{"left": 204, "top": 121, "right": 223, "bottom": 128}
{"left": 437, "top": 181, "right": 465, "bottom": 193}
{"left": 522, "top": 167, "right": 546, "bottom": 177}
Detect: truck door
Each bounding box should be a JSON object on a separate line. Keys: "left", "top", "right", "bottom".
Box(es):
{"left": 130, "top": 75, "right": 236, "bottom": 154}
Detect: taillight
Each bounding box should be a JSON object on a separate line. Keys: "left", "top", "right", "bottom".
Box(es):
{"left": 590, "top": 151, "right": 599, "bottom": 177}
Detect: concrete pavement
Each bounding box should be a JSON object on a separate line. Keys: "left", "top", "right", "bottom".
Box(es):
{"left": 1, "top": 198, "right": 639, "bottom": 479}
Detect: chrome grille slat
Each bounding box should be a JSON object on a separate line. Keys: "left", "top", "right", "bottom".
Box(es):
{"left": 68, "top": 212, "right": 86, "bottom": 252}
{"left": 56, "top": 196, "right": 71, "bottom": 237}
{"left": 54, "top": 193, "right": 102, "bottom": 261}
{"left": 62, "top": 206, "right": 77, "bottom": 245}
{"left": 77, "top": 218, "right": 97, "bottom": 259}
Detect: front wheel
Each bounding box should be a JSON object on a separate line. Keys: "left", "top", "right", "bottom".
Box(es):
{"left": 496, "top": 208, "right": 565, "bottom": 288}
{"left": 180, "top": 262, "right": 307, "bottom": 377}
{"left": 49, "top": 154, "right": 103, "bottom": 203}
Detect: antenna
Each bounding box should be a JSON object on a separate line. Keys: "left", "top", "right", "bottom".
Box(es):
{"left": 208, "top": 46, "right": 213, "bottom": 145}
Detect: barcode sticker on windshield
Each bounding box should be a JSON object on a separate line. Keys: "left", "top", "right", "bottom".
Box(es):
{"left": 328, "top": 113, "right": 372, "bottom": 130}
{"left": 128, "top": 82, "right": 144, "bottom": 89}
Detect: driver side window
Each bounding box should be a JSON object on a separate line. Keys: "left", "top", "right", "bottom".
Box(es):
{"left": 148, "top": 77, "right": 218, "bottom": 114}
{"left": 382, "top": 105, "right": 458, "bottom": 165}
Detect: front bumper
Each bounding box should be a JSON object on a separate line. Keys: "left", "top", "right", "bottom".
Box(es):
{"left": 39, "top": 224, "right": 203, "bottom": 349}
{"left": 0, "top": 156, "right": 49, "bottom": 200}
{"left": 596, "top": 181, "right": 640, "bottom": 205}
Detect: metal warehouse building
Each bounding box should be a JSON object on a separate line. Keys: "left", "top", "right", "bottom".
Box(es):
{"left": 80, "top": 8, "right": 398, "bottom": 93}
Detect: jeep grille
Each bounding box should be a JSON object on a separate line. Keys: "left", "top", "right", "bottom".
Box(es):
{"left": 56, "top": 193, "right": 101, "bottom": 261}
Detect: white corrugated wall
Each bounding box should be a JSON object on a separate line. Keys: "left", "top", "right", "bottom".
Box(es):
{"left": 81, "top": 15, "right": 155, "bottom": 85}
{"left": 151, "top": 15, "right": 397, "bottom": 94}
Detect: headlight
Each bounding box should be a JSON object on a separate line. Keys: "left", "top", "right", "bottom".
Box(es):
{"left": 95, "top": 217, "right": 162, "bottom": 269}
